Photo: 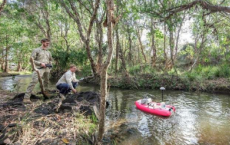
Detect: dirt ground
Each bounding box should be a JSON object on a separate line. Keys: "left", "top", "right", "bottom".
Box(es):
{"left": 0, "top": 91, "right": 99, "bottom": 145}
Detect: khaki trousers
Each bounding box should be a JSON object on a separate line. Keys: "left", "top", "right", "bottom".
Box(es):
{"left": 24, "top": 68, "right": 50, "bottom": 98}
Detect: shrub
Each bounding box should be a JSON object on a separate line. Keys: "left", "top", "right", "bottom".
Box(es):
{"left": 129, "top": 65, "right": 141, "bottom": 75}
{"left": 218, "top": 64, "right": 230, "bottom": 78}
{"left": 80, "top": 65, "right": 92, "bottom": 77}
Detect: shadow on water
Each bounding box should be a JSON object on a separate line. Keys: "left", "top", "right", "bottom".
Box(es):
{"left": 0, "top": 75, "right": 230, "bottom": 145}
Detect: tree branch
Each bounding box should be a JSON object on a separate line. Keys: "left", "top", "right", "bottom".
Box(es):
{"left": 165, "top": 0, "right": 230, "bottom": 20}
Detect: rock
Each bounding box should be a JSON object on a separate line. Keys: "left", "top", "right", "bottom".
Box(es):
{"left": 33, "top": 101, "right": 57, "bottom": 115}
{"left": 3, "top": 138, "right": 11, "bottom": 144}
{"left": 12, "top": 93, "right": 39, "bottom": 102}
{"left": 8, "top": 124, "right": 17, "bottom": 128}
{"left": 0, "top": 124, "right": 4, "bottom": 132}
{"left": 79, "top": 105, "right": 93, "bottom": 116}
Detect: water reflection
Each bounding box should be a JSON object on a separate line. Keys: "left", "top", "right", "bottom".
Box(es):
{"left": 0, "top": 76, "right": 229, "bottom": 145}
{"left": 105, "top": 89, "right": 230, "bottom": 145}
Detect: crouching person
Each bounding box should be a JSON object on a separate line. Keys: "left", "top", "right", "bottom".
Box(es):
{"left": 55, "top": 64, "right": 79, "bottom": 112}
{"left": 56, "top": 64, "right": 79, "bottom": 99}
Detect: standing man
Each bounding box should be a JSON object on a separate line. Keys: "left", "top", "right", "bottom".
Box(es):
{"left": 56, "top": 64, "right": 79, "bottom": 99}
{"left": 24, "top": 38, "right": 52, "bottom": 102}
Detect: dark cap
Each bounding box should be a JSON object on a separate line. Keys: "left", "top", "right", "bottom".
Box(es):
{"left": 41, "top": 38, "right": 50, "bottom": 43}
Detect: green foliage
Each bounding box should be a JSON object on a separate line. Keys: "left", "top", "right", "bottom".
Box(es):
{"left": 80, "top": 65, "right": 92, "bottom": 77}
{"left": 184, "top": 64, "right": 230, "bottom": 81}
{"left": 128, "top": 65, "right": 156, "bottom": 75}
{"left": 128, "top": 65, "right": 141, "bottom": 75}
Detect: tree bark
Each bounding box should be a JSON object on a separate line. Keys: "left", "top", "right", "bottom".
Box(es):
{"left": 115, "top": 28, "right": 119, "bottom": 74}
{"left": 96, "top": 20, "right": 103, "bottom": 74}
{"left": 166, "top": 0, "right": 230, "bottom": 20}
{"left": 97, "top": 0, "right": 115, "bottom": 143}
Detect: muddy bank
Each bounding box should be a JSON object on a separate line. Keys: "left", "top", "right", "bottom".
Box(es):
{"left": 82, "top": 74, "right": 230, "bottom": 94}
{"left": 0, "top": 91, "right": 105, "bottom": 145}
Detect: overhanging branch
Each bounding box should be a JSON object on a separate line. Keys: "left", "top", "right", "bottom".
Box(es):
{"left": 165, "top": 0, "right": 230, "bottom": 20}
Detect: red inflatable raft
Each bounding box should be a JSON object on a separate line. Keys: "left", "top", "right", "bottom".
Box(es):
{"left": 135, "top": 100, "right": 176, "bottom": 117}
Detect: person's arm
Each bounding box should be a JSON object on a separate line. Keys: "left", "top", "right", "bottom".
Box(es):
{"left": 48, "top": 51, "right": 53, "bottom": 65}
{"left": 65, "top": 72, "right": 74, "bottom": 90}
{"left": 31, "top": 49, "right": 41, "bottom": 66}
{"left": 72, "top": 73, "right": 79, "bottom": 83}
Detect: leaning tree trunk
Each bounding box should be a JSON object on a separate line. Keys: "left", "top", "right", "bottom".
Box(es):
{"left": 60, "top": 0, "right": 100, "bottom": 78}
{"left": 137, "top": 29, "right": 147, "bottom": 63}
{"left": 97, "top": 0, "right": 115, "bottom": 144}
{"left": 115, "top": 28, "right": 119, "bottom": 75}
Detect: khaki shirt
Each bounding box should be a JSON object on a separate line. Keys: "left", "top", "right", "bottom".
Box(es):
{"left": 56, "top": 70, "right": 78, "bottom": 90}
{"left": 31, "top": 47, "right": 52, "bottom": 69}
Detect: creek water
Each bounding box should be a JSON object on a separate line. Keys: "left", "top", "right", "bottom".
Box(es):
{"left": 0, "top": 75, "right": 230, "bottom": 145}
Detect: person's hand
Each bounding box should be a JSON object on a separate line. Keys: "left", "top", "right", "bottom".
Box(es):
{"left": 72, "top": 89, "right": 77, "bottom": 94}
{"left": 41, "top": 63, "right": 46, "bottom": 68}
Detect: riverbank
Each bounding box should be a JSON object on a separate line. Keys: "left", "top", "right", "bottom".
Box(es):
{"left": 83, "top": 74, "right": 230, "bottom": 95}
{"left": 0, "top": 91, "right": 98, "bottom": 145}
{"left": 0, "top": 71, "right": 31, "bottom": 77}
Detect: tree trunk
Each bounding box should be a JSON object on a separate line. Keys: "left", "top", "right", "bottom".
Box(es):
{"left": 173, "top": 14, "right": 185, "bottom": 63}
{"left": 169, "top": 28, "right": 174, "bottom": 68}
{"left": 4, "top": 34, "right": 9, "bottom": 73}
{"left": 4, "top": 47, "right": 8, "bottom": 73}
{"left": 1, "top": 51, "right": 4, "bottom": 71}
{"left": 137, "top": 29, "right": 147, "bottom": 63}
{"left": 97, "top": 0, "right": 115, "bottom": 143}
{"left": 119, "top": 46, "right": 129, "bottom": 77}
{"left": 115, "top": 28, "right": 119, "bottom": 75}
{"left": 163, "top": 23, "right": 168, "bottom": 69}
{"left": 96, "top": 21, "right": 103, "bottom": 74}
{"left": 17, "top": 61, "right": 22, "bottom": 72}
{"left": 60, "top": 0, "right": 100, "bottom": 77}
{"left": 151, "top": 20, "right": 156, "bottom": 67}
{"left": 126, "top": 26, "right": 133, "bottom": 65}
